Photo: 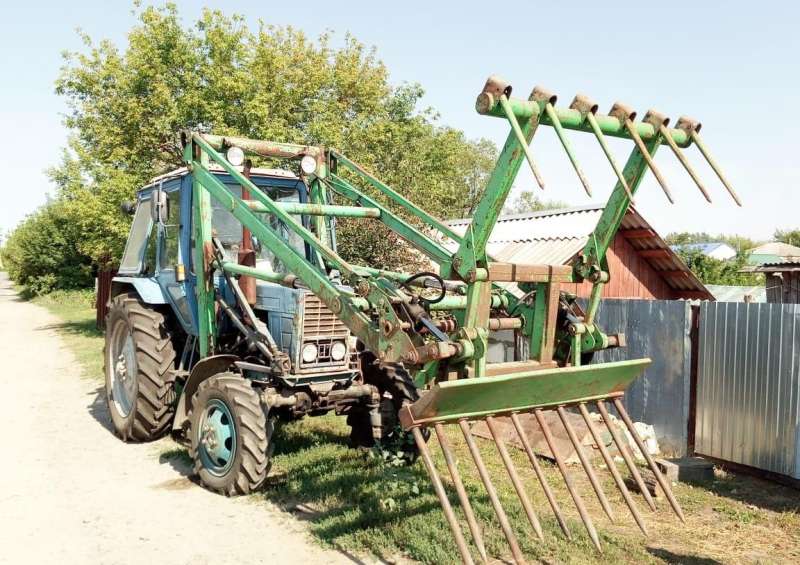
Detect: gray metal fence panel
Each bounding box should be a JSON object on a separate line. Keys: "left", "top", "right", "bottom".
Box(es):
{"left": 696, "top": 302, "right": 800, "bottom": 479}
{"left": 589, "top": 299, "right": 693, "bottom": 457}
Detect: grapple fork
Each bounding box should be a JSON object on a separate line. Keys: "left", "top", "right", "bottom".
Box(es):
{"left": 401, "top": 369, "right": 686, "bottom": 562}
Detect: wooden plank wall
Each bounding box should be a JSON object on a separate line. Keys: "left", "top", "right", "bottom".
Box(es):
{"left": 561, "top": 234, "right": 679, "bottom": 300}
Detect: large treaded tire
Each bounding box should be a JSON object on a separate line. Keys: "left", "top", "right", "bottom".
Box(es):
{"left": 349, "top": 353, "right": 425, "bottom": 458}
{"left": 188, "top": 373, "right": 271, "bottom": 496}
{"left": 104, "top": 292, "right": 176, "bottom": 442}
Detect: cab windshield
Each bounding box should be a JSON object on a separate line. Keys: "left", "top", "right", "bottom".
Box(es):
{"left": 211, "top": 181, "right": 307, "bottom": 275}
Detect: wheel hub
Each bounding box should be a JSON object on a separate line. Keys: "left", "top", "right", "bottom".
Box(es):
{"left": 198, "top": 399, "right": 236, "bottom": 476}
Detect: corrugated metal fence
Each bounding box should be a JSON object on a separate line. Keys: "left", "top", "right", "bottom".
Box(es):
{"left": 695, "top": 301, "right": 800, "bottom": 479}
{"left": 589, "top": 299, "right": 694, "bottom": 456}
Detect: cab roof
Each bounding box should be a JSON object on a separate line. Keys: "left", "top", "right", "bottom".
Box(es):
{"left": 139, "top": 165, "right": 299, "bottom": 192}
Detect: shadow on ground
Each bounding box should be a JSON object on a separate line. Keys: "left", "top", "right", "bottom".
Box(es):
{"left": 647, "top": 548, "right": 722, "bottom": 564}
{"left": 687, "top": 471, "right": 800, "bottom": 514}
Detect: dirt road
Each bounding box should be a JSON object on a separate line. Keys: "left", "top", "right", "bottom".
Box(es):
{"left": 0, "top": 273, "right": 352, "bottom": 565}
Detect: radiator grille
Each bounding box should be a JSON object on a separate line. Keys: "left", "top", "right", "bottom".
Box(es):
{"left": 300, "top": 294, "right": 351, "bottom": 371}
{"left": 302, "top": 294, "right": 349, "bottom": 339}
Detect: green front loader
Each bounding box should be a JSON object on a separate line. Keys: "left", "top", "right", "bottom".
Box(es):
{"left": 104, "top": 74, "right": 737, "bottom": 563}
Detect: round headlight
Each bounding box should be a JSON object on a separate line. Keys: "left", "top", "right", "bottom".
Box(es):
{"left": 301, "top": 342, "right": 318, "bottom": 363}
{"left": 226, "top": 146, "right": 245, "bottom": 167}
{"left": 300, "top": 154, "right": 317, "bottom": 175}
{"left": 330, "top": 341, "right": 347, "bottom": 361}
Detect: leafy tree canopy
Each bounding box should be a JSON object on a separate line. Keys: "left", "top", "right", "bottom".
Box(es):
{"left": 773, "top": 229, "right": 800, "bottom": 248}
{"left": 502, "top": 190, "right": 568, "bottom": 215}
{"left": 36, "top": 2, "right": 497, "bottom": 277}
{"left": 665, "top": 231, "right": 761, "bottom": 254}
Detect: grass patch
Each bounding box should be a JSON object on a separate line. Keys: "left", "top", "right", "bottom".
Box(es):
{"left": 31, "top": 288, "right": 104, "bottom": 380}
{"left": 32, "top": 288, "right": 800, "bottom": 564}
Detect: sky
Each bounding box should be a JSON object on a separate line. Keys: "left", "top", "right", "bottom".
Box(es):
{"left": 1, "top": 0, "right": 798, "bottom": 242}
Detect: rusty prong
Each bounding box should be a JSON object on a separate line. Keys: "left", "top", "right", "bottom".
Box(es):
{"left": 413, "top": 426, "right": 475, "bottom": 565}
{"left": 555, "top": 406, "right": 615, "bottom": 523}
{"left": 572, "top": 94, "right": 634, "bottom": 203}
{"left": 595, "top": 400, "right": 656, "bottom": 511}
{"left": 534, "top": 86, "right": 592, "bottom": 196}
{"left": 498, "top": 93, "right": 546, "bottom": 190}
{"left": 578, "top": 403, "right": 649, "bottom": 536}
{"left": 610, "top": 102, "right": 674, "bottom": 203}
{"left": 459, "top": 419, "right": 525, "bottom": 564}
{"left": 510, "top": 413, "right": 572, "bottom": 539}
{"left": 434, "top": 423, "right": 488, "bottom": 563}
{"left": 533, "top": 408, "right": 602, "bottom": 552}
{"left": 486, "top": 416, "right": 545, "bottom": 541}
{"left": 612, "top": 399, "right": 686, "bottom": 523}
{"left": 676, "top": 116, "right": 742, "bottom": 207}
{"left": 645, "top": 110, "right": 712, "bottom": 203}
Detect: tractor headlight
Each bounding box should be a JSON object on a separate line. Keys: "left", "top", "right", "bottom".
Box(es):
{"left": 226, "top": 146, "right": 245, "bottom": 167}
{"left": 300, "top": 154, "right": 317, "bottom": 176}
{"left": 301, "top": 342, "right": 318, "bottom": 363}
{"left": 330, "top": 341, "right": 347, "bottom": 361}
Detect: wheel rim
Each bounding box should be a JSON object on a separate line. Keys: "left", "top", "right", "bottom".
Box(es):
{"left": 197, "top": 399, "right": 237, "bottom": 476}
{"left": 109, "top": 322, "right": 137, "bottom": 418}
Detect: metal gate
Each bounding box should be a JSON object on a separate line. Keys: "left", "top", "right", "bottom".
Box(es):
{"left": 695, "top": 301, "right": 800, "bottom": 479}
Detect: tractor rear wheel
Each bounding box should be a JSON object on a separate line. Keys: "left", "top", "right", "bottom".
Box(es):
{"left": 188, "top": 373, "right": 272, "bottom": 496}
{"left": 104, "top": 292, "right": 176, "bottom": 441}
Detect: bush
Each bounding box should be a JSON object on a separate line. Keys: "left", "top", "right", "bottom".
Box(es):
{"left": 1, "top": 201, "right": 94, "bottom": 296}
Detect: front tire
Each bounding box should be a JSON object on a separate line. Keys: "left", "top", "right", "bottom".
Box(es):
{"left": 189, "top": 373, "right": 272, "bottom": 496}
{"left": 104, "top": 292, "right": 176, "bottom": 441}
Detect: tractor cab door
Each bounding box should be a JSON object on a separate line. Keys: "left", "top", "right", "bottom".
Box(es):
{"left": 154, "top": 177, "right": 194, "bottom": 333}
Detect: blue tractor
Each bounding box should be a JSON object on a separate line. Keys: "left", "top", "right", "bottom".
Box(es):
{"left": 104, "top": 162, "right": 409, "bottom": 496}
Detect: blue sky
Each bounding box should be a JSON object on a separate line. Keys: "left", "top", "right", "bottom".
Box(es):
{"left": 1, "top": 0, "right": 797, "bottom": 241}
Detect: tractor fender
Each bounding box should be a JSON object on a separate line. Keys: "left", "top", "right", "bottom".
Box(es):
{"left": 112, "top": 276, "right": 168, "bottom": 305}
{"left": 171, "top": 354, "right": 239, "bottom": 434}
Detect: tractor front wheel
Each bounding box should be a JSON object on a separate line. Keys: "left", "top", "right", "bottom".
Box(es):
{"left": 188, "top": 373, "right": 272, "bottom": 496}
{"left": 104, "top": 292, "right": 176, "bottom": 441}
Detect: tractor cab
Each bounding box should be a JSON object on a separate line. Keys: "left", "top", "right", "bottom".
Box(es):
{"left": 114, "top": 165, "right": 357, "bottom": 385}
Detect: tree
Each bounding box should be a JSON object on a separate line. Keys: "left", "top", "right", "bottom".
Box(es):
{"left": 673, "top": 247, "right": 761, "bottom": 286}
{"left": 1, "top": 201, "right": 94, "bottom": 295}
{"left": 774, "top": 229, "right": 800, "bottom": 248}
{"left": 502, "top": 190, "right": 568, "bottom": 215}
{"left": 665, "top": 231, "right": 760, "bottom": 254}
{"left": 40, "top": 3, "right": 497, "bottom": 275}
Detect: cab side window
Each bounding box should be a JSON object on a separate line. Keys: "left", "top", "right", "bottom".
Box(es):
{"left": 160, "top": 190, "right": 182, "bottom": 270}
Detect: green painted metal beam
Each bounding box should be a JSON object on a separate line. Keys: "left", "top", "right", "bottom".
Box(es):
{"left": 332, "top": 152, "right": 464, "bottom": 244}
{"left": 245, "top": 200, "right": 381, "bottom": 218}
{"left": 479, "top": 96, "right": 692, "bottom": 148}
{"left": 402, "top": 359, "right": 651, "bottom": 428}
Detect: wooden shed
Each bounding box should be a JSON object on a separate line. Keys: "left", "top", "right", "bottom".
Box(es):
{"left": 447, "top": 205, "right": 712, "bottom": 301}
{"left": 754, "top": 261, "right": 800, "bottom": 303}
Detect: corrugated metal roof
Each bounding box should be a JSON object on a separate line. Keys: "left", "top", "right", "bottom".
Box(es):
{"left": 446, "top": 204, "right": 710, "bottom": 297}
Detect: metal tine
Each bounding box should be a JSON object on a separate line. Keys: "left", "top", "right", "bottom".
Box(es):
{"left": 486, "top": 416, "right": 545, "bottom": 541}
{"left": 533, "top": 87, "right": 592, "bottom": 197}
{"left": 610, "top": 102, "right": 674, "bottom": 203}
{"left": 510, "top": 413, "right": 572, "bottom": 539}
{"left": 577, "top": 403, "right": 649, "bottom": 536}
{"left": 498, "top": 93, "right": 546, "bottom": 190}
{"left": 533, "top": 408, "right": 602, "bottom": 552}
{"left": 555, "top": 406, "right": 615, "bottom": 523}
{"left": 677, "top": 116, "right": 743, "bottom": 207}
{"left": 596, "top": 400, "right": 657, "bottom": 511}
{"left": 412, "top": 427, "right": 475, "bottom": 565}
{"left": 611, "top": 399, "right": 686, "bottom": 523}
{"left": 458, "top": 419, "right": 525, "bottom": 564}
{"left": 644, "top": 110, "right": 712, "bottom": 203}
{"left": 570, "top": 94, "right": 635, "bottom": 203}
{"left": 433, "top": 423, "right": 489, "bottom": 563}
